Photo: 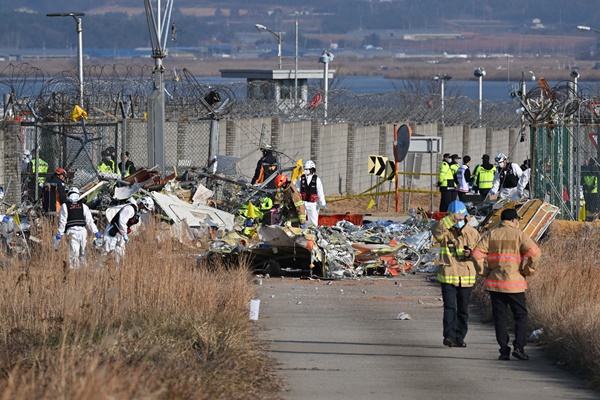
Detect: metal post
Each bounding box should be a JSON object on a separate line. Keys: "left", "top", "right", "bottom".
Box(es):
{"left": 46, "top": 12, "right": 85, "bottom": 106}
{"left": 208, "top": 119, "right": 219, "bottom": 174}
{"left": 294, "top": 16, "right": 298, "bottom": 102}
{"left": 323, "top": 60, "right": 329, "bottom": 122}
{"left": 478, "top": 75, "right": 483, "bottom": 123}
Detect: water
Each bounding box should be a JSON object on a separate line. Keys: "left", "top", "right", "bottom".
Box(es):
{"left": 193, "top": 75, "right": 550, "bottom": 104}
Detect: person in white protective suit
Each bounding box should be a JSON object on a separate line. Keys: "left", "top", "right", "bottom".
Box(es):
{"left": 56, "top": 187, "right": 101, "bottom": 269}
{"left": 295, "top": 160, "right": 327, "bottom": 226}
{"left": 103, "top": 196, "right": 154, "bottom": 262}
{"left": 489, "top": 153, "right": 523, "bottom": 201}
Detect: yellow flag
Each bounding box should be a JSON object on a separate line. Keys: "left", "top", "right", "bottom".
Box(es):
{"left": 366, "top": 198, "right": 376, "bottom": 210}
{"left": 13, "top": 212, "right": 20, "bottom": 227}
{"left": 291, "top": 159, "right": 303, "bottom": 183}
{"left": 70, "top": 105, "right": 88, "bottom": 122}
{"left": 246, "top": 202, "right": 257, "bottom": 219}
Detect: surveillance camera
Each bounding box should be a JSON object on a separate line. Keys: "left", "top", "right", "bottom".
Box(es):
{"left": 432, "top": 75, "right": 439, "bottom": 81}
{"left": 570, "top": 70, "right": 580, "bottom": 79}
{"left": 474, "top": 67, "right": 486, "bottom": 78}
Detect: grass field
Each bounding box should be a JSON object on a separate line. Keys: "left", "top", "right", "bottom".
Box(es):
{"left": 0, "top": 217, "right": 284, "bottom": 399}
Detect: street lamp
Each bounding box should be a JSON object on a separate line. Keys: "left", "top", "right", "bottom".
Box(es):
{"left": 474, "top": 67, "right": 486, "bottom": 123}
{"left": 318, "top": 50, "right": 334, "bottom": 123}
{"left": 255, "top": 23, "right": 283, "bottom": 69}
{"left": 47, "top": 12, "right": 85, "bottom": 106}
{"left": 432, "top": 74, "right": 451, "bottom": 122}
{"left": 577, "top": 25, "right": 600, "bottom": 34}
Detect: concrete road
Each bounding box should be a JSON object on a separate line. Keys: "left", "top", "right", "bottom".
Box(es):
{"left": 256, "top": 275, "right": 598, "bottom": 400}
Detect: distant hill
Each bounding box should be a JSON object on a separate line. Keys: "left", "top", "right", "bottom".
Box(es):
{"left": 1, "top": 0, "right": 599, "bottom": 53}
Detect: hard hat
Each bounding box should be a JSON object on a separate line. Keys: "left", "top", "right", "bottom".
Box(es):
{"left": 55, "top": 168, "right": 67, "bottom": 177}
{"left": 304, "top": 160, "right": 316, "bottom": 170}
{"left": 274, "top": 174, "right": 288, "bottom": 188}
{"left": 138, "top": 196, "right": 154, "bottom": 212}
{"left": 495, "top": 153, "right": 507, "bottom": 162}
{"left": 447, "top": 200, "right": 468, "bottom": 217}
{"left": 23, "top": 150, "right": 31, "bottom": 156}
{"left": 67, "top": 187, "right": 80, "bottom": 203}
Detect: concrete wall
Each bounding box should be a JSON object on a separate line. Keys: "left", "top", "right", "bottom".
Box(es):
{"left": 0, "top": 122, "right": 22, "bottom": 205}
{"left": 0, "top": 119, "right": 532, "bottom": 206}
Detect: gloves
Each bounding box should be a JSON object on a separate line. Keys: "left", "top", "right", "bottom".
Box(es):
{"left": 300, "top": 224, "right": 306, "bottom": 228}
{"left": 321, "top": 204, "right": 328, "bottom": 211}
{"left": 123, "top": 233, "right": 129, "bottom": 243}
{"left": 55, "top": 233, "right": 62, "bottom": 240}
{"left": 2, "top": 216, "right": 9, "bottom": 223}
{"left": 489, "top": 190, "right": 496, "bottom": 196}
{"left": 95, "top": 232, "right": 101, "bottom": 239}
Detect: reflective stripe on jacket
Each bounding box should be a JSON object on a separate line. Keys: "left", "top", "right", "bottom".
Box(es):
{"left": 472, "top": 220, "right": 541, "bottom": 293}
{"left": 474, "top": 165, "right": 495, "bottom": 189}
{"left": 431, "top": 214, "right": 481, "bottom": 287}
{"left": 439, "top": 161, "right": 454, "bottom": 188}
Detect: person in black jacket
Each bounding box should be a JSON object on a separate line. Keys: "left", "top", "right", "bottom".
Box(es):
{"left": 43, "top": 168, "right": 68, "bottom": 214}
{"left": 251, "top": 146, "right": 279, "bottom": 189}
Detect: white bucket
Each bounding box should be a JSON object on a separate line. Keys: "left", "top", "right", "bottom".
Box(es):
{"left": 249, "top": 299, "right": 260, "bottom": 320}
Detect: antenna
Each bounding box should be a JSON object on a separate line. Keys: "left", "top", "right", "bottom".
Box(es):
{"left": 143, "top": 0, "right": 174, "bottom": 175}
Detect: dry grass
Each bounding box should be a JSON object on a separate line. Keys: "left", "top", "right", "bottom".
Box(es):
{"left": 528, "top": 223, "right": 600, "bottom": 388}
{"left": 0, "top": 217, "right": 283, "bottom": 399}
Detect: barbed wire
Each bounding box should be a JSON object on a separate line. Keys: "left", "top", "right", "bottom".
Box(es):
{"left": 2, "top": 63, "right": 600, "bottom": 128}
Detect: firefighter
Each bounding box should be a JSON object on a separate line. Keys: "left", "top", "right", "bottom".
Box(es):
{"left": 490, "top": 153, "right": 523, "bottom": 201}
{"left": 103, "top": 196, "right": 154, "bottom": 262}
{"left": 42, "top": 168, "right": 69, "bottom": 214}
{"left": 472, "top": 208, "right": 541, "bottom": 361}
{"left": 251, "top": 146, "right": 279, "bottom": 189}
{"left": 472, "top": 154, "right": 495, "bottom": 199}
{"left": 438, "top": 153, "right": 456, "bottom": 212}
{"left": 295, "top": 160, "right": 327, "bottom": 226}
{"left": 275, "top": 174, "right": 307, "bottom": 228}
{"left": 431, "top": 200, "right": 481, "bottom": 348}
{"left": 55, "top": 187, "right": 101, "bottom": 269}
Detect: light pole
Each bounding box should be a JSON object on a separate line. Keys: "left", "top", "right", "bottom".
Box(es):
{"left": 318, "top": 50, "right": 334, "bottom": 123}
{"left": 432, "top": 74, "right": 451, "bottom": 122}
{"left": 474, "top": 67, "right": 486, "bottom": 124}
{"left": 255, "top": 24, "right": 283, "bottom": 69}
{"left": 577, "top": 25, "right": 600, "bottom": 34}
{"left": 47, "top": 12, "right": 85, "bottom": 106}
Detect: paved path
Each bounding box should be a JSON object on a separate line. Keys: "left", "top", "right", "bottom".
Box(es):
{"left": 256, "top": 275, "right": 598, "bottom": 400}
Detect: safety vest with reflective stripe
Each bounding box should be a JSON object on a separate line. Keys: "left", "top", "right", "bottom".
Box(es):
{"left": 431, "top": 214, "right": 481, "bottom": 287}
{"left": 583, "top": 175, "right": 598, "bottom": 193}
{"left": 439, "top": 161, "right": 455, "bottom": 188}
{"left": 474, "top": 165, "right": 495, "bottom": 189}
{"left": 31, "top": 158, "right": 48, "bottom": 183}
{"left": 472, "top": 220, "right": 541, "bottom": 293}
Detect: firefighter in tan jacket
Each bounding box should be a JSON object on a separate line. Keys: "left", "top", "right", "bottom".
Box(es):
{"left": 274, "top": 174, "right": 307, "bottom": 227}
{"left": 472, "top": 208, "right": 541, "bottom": 361}
{"left": 431, "top": 200, "right": 481, "bottom": 348}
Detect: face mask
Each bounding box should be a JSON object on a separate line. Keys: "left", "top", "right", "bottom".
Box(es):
{"left": 454, "top": 220, "right": 465, "bottom": 229}
{"left": 445, "top": 158, "right": 451, "bottom": 163}
{"left": 498, "top": 161, "right": 505, "bottom": 168}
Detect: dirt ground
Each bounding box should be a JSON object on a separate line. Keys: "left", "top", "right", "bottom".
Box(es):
{"left": 326, "top": 193, "right": 437, "bottom": 217}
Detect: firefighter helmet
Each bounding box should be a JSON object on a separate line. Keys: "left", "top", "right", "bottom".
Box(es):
{"left": 274, "top": 174, "right": 288, "bottom": 188}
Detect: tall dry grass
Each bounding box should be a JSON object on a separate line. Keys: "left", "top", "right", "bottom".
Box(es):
{"left": 528, "top": 223, "right": 600, "bottom": 388}
{"left": 0, "top": 217, "right": 283, "bottom": 399}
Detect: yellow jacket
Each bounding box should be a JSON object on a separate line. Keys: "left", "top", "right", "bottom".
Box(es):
{"left": 431, "top": 214, "right": 481, "bottom": 287}
{"left": 472, "top": 220, "right": 541, "bottom": 293}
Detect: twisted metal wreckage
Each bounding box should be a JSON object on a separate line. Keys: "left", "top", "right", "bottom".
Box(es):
{"left": 2, "top": 135, "right": 559, "bottom": 278}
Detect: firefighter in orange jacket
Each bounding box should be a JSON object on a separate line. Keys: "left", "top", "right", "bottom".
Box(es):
{"left": 472, "top": 208, "right": 541, "bottom": 361}
{"left": 431, "top": 200, "right": 481, "bottom": 348}
{"left": 274, "top": 174, "right": 307, "bottom": 227}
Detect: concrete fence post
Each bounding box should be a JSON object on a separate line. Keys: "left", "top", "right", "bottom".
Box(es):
{"left": 2, "top": 122, "right": 21, "bottom": 205}
{"left": 346, "top": 123, "right": 357, "bottom": 194}
{"left": 463, "top": 124, "right": 470, "bottom": 156}
{"left": 270, "top": 117, "right": 281, "bottom": 150}
{"left": 310, "top": 119, "right": 321, "bottom": 166}
{"left": 226, "top": 120, "right": 236, "bottom": 157}
{"left": 485, "top": 127, "right": 493, "bottom": 157}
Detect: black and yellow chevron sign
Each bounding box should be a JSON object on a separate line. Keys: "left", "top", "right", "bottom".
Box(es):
{"left": 368, "top": 155, "right": 388, "bottom": 177}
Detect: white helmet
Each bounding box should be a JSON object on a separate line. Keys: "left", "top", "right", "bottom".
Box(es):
{"left": 67, "top": 187, "right": 80, "bottom": 203}
{"left": 304, "top": 160, "right": 316, "bottom": 170}
{"left": 495, "top": 153, "right": 507, "bottom": 163}
{"left": 138, "top": 196, "right": 154, "bottom": 212}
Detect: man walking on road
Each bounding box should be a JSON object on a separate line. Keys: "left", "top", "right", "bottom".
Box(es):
{"left": 431, "top": 200, "right": 481, "bottom": 348}
{"left": 472, "top": 208, "right": 541, "bottom": 361}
